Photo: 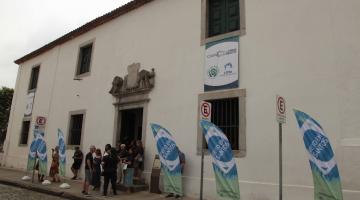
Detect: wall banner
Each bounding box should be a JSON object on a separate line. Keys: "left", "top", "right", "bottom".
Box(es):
{"left": 294, "top": 110, "right": 343, "bottom": 200}
{"left": 204, "top": 36, "right": 239, "bottom": 91}
{"left": 24, "top": 92, "right": 35, "bottom": 116}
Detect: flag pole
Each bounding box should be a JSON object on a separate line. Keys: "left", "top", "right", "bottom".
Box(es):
{"left": 200, "top": 135, "right": 205, "bottom": 200}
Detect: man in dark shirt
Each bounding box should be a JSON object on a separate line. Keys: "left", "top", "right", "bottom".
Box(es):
{"left": 82, "top": 145, "right": 95, "bottom": 195}
{"left": 71, "top": 147, "right": 83, "bottom": 180}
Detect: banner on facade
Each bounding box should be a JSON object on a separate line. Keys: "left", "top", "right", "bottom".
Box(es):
{"left": 294, "top": 110, "right": 343, "bottom": 200}
{"left": 204, "top": 36, "right": 239, "bottom": 91}
{"left": 199, "top": 120, "right": 240, "bottom": 200}
{"left": 24, "top": 92, "right": 35, "bottom": 116}
{"left": 150, "top": 123, "right": 182, "bottom": 196}
{"left": 27, "top": 129, "right": 48, "bottom": 175}
{"left": 58, "top": 129, "right": 66, "bottom": 176}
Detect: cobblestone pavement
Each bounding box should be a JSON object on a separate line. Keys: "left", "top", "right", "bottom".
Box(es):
{"left": 0, "top": 183, "right": 67, "bottom": 200}
{"left": 0, "top": 167, "right": 196, "bottom": 200}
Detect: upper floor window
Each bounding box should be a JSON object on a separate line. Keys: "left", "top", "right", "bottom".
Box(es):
{"left": 28, "top": 66, "right": 40, "bottom": 90}
{"left": 201, "top": 0, "right": 245, "bottom": 44}
{"left": 76, "top": 43, "right": 93, "bottom": 76}
{"left": 208, "top": 0, "right": 240, "bottom": 37}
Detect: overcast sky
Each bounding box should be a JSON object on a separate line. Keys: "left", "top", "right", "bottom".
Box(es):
{"left": 0, "top": 0, "right": 132, "bottom": 88}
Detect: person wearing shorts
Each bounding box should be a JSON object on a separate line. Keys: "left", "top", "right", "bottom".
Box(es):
{"left": 71, "top": 147, "right": 83, "bottom": 180}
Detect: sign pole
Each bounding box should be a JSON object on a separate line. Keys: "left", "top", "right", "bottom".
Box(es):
{"left": 279, "top": 123, "right": 282, "bottom": 200}
{"left": 199, "top": 101, "right": 211, "bottom": 200}
{"left": 200, "top": 138, "right": 205, "bottom": 200}
{"left": 276, "top": 95, "right": 286, "bottom": 200}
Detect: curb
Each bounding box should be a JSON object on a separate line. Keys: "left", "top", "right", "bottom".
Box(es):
{"left": 0, "top": 178, "right": 92, "bottom": 200}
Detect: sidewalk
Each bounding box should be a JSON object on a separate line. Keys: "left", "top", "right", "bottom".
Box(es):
{"left": 0, "top": 167, "right": 195, "bottom": 200}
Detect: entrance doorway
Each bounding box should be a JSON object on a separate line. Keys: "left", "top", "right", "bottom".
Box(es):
{"left": 118, "top": 108, "right": 143, "bottom": 145}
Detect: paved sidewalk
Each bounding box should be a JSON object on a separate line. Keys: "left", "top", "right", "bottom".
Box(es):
{"left": 0, "top": 167, "right": 195, "bottom": 200}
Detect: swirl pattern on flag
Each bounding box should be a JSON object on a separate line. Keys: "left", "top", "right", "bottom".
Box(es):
{"left": 150, "top": 123, "right": 182, "bottom": 196}
{"left": 58, "top": 129, "right": 66, "bottom": 176}
{"left": 200, "top": 120, "right": 240, "bottom": 200}
{"left": 294, "top": 110, "right": 343, "bottom": 200}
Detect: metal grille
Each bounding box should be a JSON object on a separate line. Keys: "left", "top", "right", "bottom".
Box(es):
{"left": 69, "top": 114, "right": 83, "bottom": 145}
{"left": 208, "top": 97, "right": 239, "bottom": 150}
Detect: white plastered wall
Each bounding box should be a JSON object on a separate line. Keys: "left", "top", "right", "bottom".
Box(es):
{"left": 3, "top": 0, "right": 360, "bottom": 199}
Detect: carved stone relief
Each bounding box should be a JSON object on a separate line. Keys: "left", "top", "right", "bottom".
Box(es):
{"left": 109, "top": 63, "right": 155, "bottom": 98}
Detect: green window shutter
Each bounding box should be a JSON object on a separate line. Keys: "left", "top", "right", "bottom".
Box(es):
{"left": 208, "top": 0, "right": 226, "bottom": 37}
{"left": 226, "top": 0, "right": 240, "bottom": 33}
{"left": 208, "top": 0, "right": 240, "bottom": 37}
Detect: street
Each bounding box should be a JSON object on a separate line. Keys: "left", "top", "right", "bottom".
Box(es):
{"left": 0, "top": 184, "right": 67, "bottom": 200}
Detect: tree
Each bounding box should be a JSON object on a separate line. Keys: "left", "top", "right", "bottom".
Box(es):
{"left": 0, "top": 87, "right": 14, "bottom": 151}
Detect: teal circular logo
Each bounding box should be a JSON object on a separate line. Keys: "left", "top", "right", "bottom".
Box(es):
{"left": 208, "top": 66, "right": 219, "bottom": 78}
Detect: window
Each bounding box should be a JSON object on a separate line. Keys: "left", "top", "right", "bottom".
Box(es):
{"left": 201, "top": 0, "right": 245, "bottom": 44}
{"left": 68, "top": 113, "right": 84, "bottom": 146}
{"left": 197, "top": 89, "right": 246, "bottom": 157}
{"left": 76, "top": 43, "right": 93, "bottom": 75}
{"left": 28, "top": 66, "right": 40, "bottom": 90}
{"left": 19, "top": 120, "right": 31, "bottom": 145}
{"left": 208, "top": 0, "right": 240, "bottom": 37}
{"left": 208, "top": 97, "right": 239, "bottom": 150}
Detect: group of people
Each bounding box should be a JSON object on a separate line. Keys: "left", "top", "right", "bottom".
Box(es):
{"left": 69, "top": 140, "right": 144, "bottom": 196}
{"left": 35, "top": 139, "right": 186, "bottom": 198}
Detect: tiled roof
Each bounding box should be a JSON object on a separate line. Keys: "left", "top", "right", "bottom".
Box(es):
{"left": 14, "top": 0, "right": 154, "bottom": 64}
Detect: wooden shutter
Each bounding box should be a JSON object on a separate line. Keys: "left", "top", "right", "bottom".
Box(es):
{"left": 208, "top": 0, "right": 240, "bottom": 37}
{"left": 208, "top": 0, "right": 226, "bottom": 37}
{"left": 226, "top": 0, "right": 240, "bottom": 33}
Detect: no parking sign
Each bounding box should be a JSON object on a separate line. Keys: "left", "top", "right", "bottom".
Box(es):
{"left": 200, "top": 101, "right": 211, "bottom": 121}
{"left": 276, "top": 95, "right": 286, "bottom": 124}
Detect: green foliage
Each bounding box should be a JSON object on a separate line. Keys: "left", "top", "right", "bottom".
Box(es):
{"left": 0, "top": 87, "right": 14, "bottom": 147}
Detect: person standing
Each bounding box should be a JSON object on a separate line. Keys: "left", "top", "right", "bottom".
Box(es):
{"left": 71, "top": 146, "right": 83, "bottom": 180}
{"left": 35, "top": 153, "right": 44, "bottom": 182}
{"left": 134, "top": 140, "right": 144, "bottom": 181}
{"left": 166, "top": 147, "right": 185, "bottom": 199}
{"left": 49, "top": 146, "right": 60, "bottom": 182}
{"left": 123, "top": 148, "right": 135, "bottom": 187}
{"left": 102, "top": 147, "right": 119, "bottom": 196}
{"left": 117, "top": 144, "right": 128, "bottom": 184}
{"left": 92, "top": 148, "right": 102, "bottom": 190}
{"left": 82, "top": 145, "right": 95, "bottom": 195}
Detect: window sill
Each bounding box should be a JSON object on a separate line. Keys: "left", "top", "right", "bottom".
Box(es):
{"left": 201, "top": 29, "right": 246, "bottom": 46}
{"left": 67, "top": 145, "right": 81, "bottom": 150}
{"left": 18, "top": 144, "right": 28, "bottom": 147}
{"left": 196, "top": 148, "right": 246, "bottom": 158}
{"left": 74, "top": 72, "right": 91, "bottom": 80}
{"left": 27, "top": 88, "right": 36, "bottom": 94}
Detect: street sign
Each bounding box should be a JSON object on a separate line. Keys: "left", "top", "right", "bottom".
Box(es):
{"left": 200, "top": 101, "right": 212, "bottom": 121}
{"left": 36, "top": 116, "right": 46, "bottom": 126}
{"left": 276, "top": 95, "right": 286, "bottom": 200}
{"left": 276, "top": 95, "right": 286, "bottom": 124}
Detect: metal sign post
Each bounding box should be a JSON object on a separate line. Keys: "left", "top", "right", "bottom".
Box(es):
{"left": 200, "top": 101, "right": 212, "bottom": 200}
{"left": 276, "top": 95, "right": 286, "bottom": 200}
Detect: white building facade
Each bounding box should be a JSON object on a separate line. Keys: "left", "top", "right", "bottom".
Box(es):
{"left": 2, "top": 0, "right": 360, "bottom": 199}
